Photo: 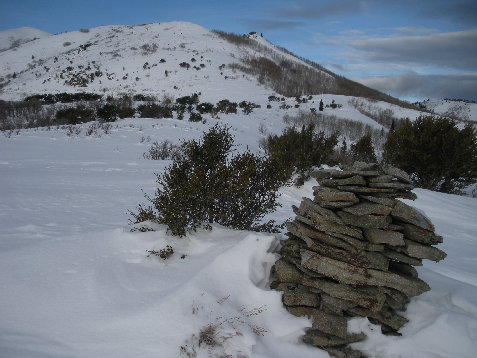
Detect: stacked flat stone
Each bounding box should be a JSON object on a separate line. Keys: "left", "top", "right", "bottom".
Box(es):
{"left": 271, "top": 163, "right": 446, "bottom": 358}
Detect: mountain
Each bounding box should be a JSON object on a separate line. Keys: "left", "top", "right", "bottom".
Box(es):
{"left": 417, "top": 98, "right": 477, "bottom": 123}
{"left": 0, "top": 22, "right": 412, "bottom": 109}
{"left": 0, "top": 26, "right": 51, "bottom": 52}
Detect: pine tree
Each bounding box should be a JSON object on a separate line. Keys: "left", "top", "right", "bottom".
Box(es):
{"left": 351, "top": 133, "right": 377, "bottom": 163}
{"left": 384, "top": 116, "right": 477, "bottom": 193}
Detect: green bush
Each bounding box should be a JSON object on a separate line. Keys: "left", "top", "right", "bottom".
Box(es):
{"left": 189, "top": 112, "right": 202, "bottom": 122}
{"left": 96, "top": 104, "right": 119, "bottom": 122}
{"left": 137, "top": 104, "right": 173, "bottom": 118}
{"left": 265, "top": 124, "right": 338, "bottom": 182}
{"left": 215, "top": 100, "right": 237, "bottom": 114}
{"left": 351, "top": 133, "right": 377, "bottom": 163}
{"left": 55, "top": 107, "right": 95, "bottom": 125}
{"left": 131, "top": 125, "right": 284, "bottom": 236}
{"left": 197, "top": 102, "right": 214, "bottom": 114}
{"left": 384, "top": 115, "right": 477, "bottom": 193}
{"left": 118, "top": 106, "right": 136, "bottom": 119}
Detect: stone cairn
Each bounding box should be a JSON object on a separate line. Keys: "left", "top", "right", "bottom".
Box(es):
{"left": 271, "top": 163, "right": 446, "bottom": 358}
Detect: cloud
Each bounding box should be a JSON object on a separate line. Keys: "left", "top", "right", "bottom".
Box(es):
{"left": 424, "top": 0, "right": 477, "bottom": 26}
{"left": 241, "top": 18, "right": 303, "bottom": 31}
{"left": 273, "top": 0, "right": 372, "bottom": 19}
{"left": 351, "top": 29, "right": 477, "bottom": 71}
{"left": 354, "top": 72, "right": 477, "bottom": 101}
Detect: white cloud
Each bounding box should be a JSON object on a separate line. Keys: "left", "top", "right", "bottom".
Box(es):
{"left": 354, "top": 72, "right": 477, "bottom": 101}
{"left": 351, "top": 29, "right": 477, "bottom": 71}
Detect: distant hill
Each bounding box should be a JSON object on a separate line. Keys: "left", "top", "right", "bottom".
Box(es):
{"left": 416, "top": 99, "right": 477, "bottom": 123}
{"left": 0, "top": 26, "right": 51, "bottom": 52}
{"left": 0, "top": 22, "right": 414, "bottom": 109}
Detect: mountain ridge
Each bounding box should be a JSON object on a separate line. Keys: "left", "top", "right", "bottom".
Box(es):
{"left": 0, "top": 22, "right": 415, "bottom": 110}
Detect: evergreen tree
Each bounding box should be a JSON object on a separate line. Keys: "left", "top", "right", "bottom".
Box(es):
{"left": 319, "top": 99, "right": 324, "bottom": 112}
{"left": 384, "top": 115, "right": 477, "bottom": 193}
{"left": 351, "top": 133, "right": 377, "bottom": 163}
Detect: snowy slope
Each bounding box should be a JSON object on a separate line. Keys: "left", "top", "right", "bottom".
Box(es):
{"left": 418, "top": 99, "right": 477, "bottom": 122}
{"left": 0, "top": 22, "right": 329, "bottom": 103}
{"left": 1, "top": 116, "right": 476, "bottom": 358}
{"left": 0, "top": 27, "right": 51, "bottom": 52}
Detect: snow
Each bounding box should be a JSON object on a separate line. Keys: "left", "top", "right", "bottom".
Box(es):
{"left": 420, "top": 99, "right": 477, "bottom": 123}
{"left": 0, "top": 27, "right": 51, "bottom": 52}
{"left": 1, "top": 116, "right": 477, "bottom": 358}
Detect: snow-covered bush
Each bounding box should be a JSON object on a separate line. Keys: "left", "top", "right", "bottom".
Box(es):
{"left": 131, "top": 125, "right": 284, "bottom": 236}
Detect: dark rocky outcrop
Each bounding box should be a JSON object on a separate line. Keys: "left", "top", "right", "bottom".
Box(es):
{"left": 271, "top": 163, "right": 446, "bottom": 358}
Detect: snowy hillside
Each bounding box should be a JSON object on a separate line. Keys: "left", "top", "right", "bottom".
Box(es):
{"left": 0, "top": 27, "right": 51, "bottom": 52}
{"left": 1, "top": 117, "right": 476, "bottom": 358}
{"left": 0, "top": 22, "right": 326, "bottom": 102}
{"left": 0, "top": 21, "right": 412, "bottom": 110}
{"left": 417, "top": 99, "right": 477, "bottom": 122}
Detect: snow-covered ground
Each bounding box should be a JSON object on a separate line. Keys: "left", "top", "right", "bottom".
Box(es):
{"left": 0, "top": 27, "right": 51, "bottom": 52}
{"left": 1, "top": 116, "right": 476, "bottom": 358}
{"left": 419, "top": 99, "right": 477, "bottom": 123}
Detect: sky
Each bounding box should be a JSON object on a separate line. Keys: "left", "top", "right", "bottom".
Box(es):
{"left": 1, "top": 0, "right": 476, "bottom": 102}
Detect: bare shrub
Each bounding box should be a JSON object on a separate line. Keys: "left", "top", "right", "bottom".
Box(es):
{"left": 348, "top": 98, "right": 405, "bottom": 129}
{"left": 143, "top": 140, "right": 180, "bottom": 160}
{"left": 283, "top": 110, "right": 387, "bottom": 154}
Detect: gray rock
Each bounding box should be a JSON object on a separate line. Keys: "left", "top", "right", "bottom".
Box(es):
{"left": 313, "top": 186, "right": 360, "bottom": 203}
{"left": 304, "top": 211, "right": 364, "bottom": 239}
{"left": 298, "top": 197, "right": 343, "bottom": 224}
{"left": 321, "top": 293, "right": 357, "bottom": 315}
{"left": 288, "top": 220, "right": 365, "bottom": 252}
{"left": 314, "top": 199, "right": 357, "bottom": 209}
{"left": 311, "top": 310, "right": 349, "bottom": 339}
{"left": 402, "top": 224, "right": 443, "bottom": 245}
{"left": 337, "top": 211, "right": 392, "bottom": 229}
{"left": 319, "top": 175, "right": 367, "bottom": 187}
{"left": 288, "top": 221, "right": 366, "bottom": 252}
{"left": 388, "top": 261, "right": 418, "bottom": 278}
{"left": 374, "top": 191, "right": 418, "bottom": 200}
{"left": 348, "top": 306, "right": 409, "bottom": 331}
{"left": 368, "top": 175, "right": 394, "bottom": 183}
{"left": 364, "top": 228, "right": 405, "bottom": 246}
{"left": 302, "top": 277, "right": 386, "bottom": 312}
{"left": 273, "top": 259, "right": 303, "bottom": 283}
{"left": 301, "top": 250, "right": 430, "bottom": 297}
{"left": 337, "top": 185, "right": 396, "bottom": 194}
{"left": 288, "top": 307, "right": 350, "bottom": 339}
{"left": 303, "top": 329, "right": 366, "bottom": 347}
{"left": 382, "top": 249, "right": 423, "bottom": 266}
{"left": 404, "top": 239, "right": 447, "bottom": 262}
{"left": 391, "top": 201, "right": 435, "bottom": 231}
{"left": 369, "top": 182, "right": 414, "bottom": 191}
{"left": 382, "top": 287, "right": 411, "bottom": 311}
{"left": 296, "top": 230, "right": 389, "bottom": 271}
{"left": 352, "top": 162, "right": 380, "bottom": 171}
{"left": 359, "top": 195, "right": 396, "bottom": 207}
{"left": 283, "top": 291, "right": 320, "bottom": 307}
{"left": 383, "top": 166, "right": 412, "bottom": 184}
{"left": 326, "top": 347, "right": 368, "bottom": 358}
{"left": 343, "top": 202, "right": 393, "bottom": 216}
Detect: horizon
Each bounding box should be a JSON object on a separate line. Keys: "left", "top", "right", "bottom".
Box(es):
{"left": 1, "top": 0, "right": 476, "bottom": 102}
